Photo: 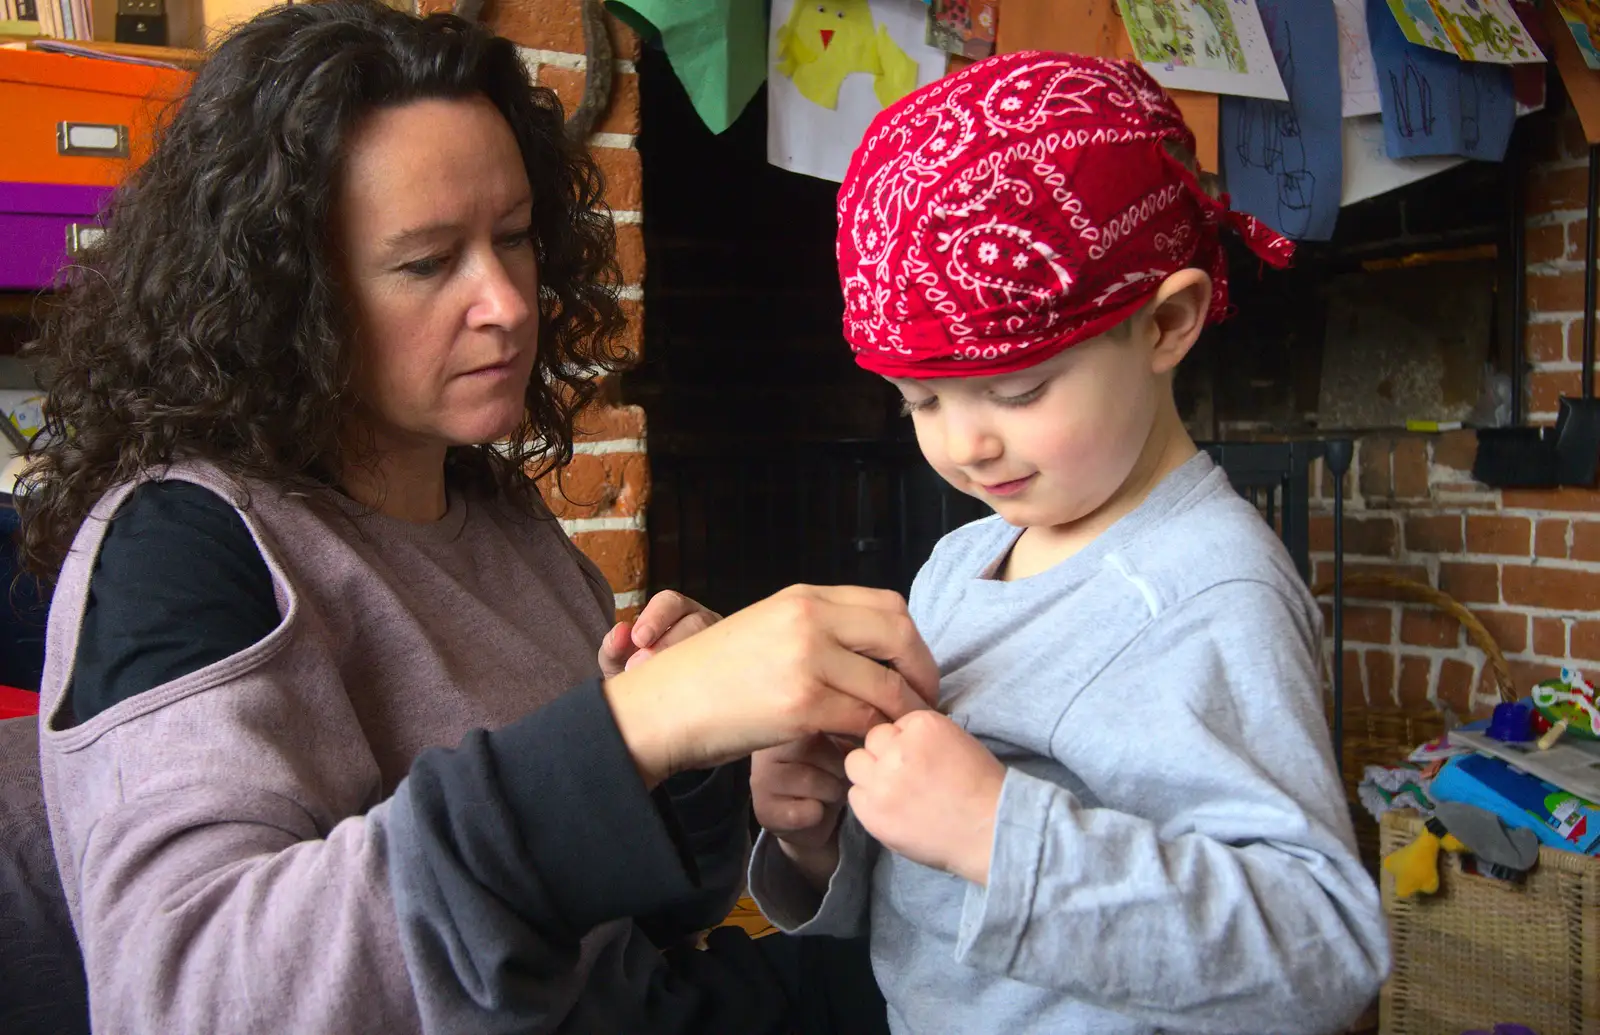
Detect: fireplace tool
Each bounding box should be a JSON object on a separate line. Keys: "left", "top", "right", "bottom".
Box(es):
{"left": 1475, "top": 143, "right": 1600, "bottom": 487}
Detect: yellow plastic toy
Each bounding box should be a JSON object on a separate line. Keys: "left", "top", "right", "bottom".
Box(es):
{"left": 775, "top": 0, "right": 918, "bottom": 110}
{"left": 1382, "top": 822, "right": 1466, "bottom": 898}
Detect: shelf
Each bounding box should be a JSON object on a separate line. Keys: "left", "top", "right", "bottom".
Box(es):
{"left": 0, "top": 35, "right": 203, "bottom": 68}
{"left": 0, "top": 294, "right": 39, "bottom": 318}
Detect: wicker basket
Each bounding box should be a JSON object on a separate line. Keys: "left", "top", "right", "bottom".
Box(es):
{"left": 1378, "top": 811, "right": 1600, "bottom": 1035}
{"left": 1313, "top": 573, "right": 1519, "bottom": 871}
{"left": 1316, "top": 575, "right": 1600, "bottom": 1034}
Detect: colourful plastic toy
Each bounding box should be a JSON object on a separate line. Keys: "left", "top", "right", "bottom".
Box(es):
{"left": 1530, "top": 668, "right": 1600, "bottom": 740}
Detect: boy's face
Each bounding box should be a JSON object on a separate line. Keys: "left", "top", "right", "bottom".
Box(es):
{"left": 891, "top": 331, "right": 1166, "bottom": 530}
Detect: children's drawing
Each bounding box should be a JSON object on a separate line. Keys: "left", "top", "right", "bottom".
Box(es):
{"left": 1335, "top": 0, "right": 1383, "bottom": 116}
{"left": 1385, "top": 0, "right": 1454, "bottom": 51}
{"left": 1112, "top": 0, "right": 1288, "bottom": 100}
{"left": 1369, "top": 0, "right": 1517, "bottom": 160}
{"left": 926, "top": 0, "right": 998, "bottom": 60}
{"left": 1383, "top": 0, "right": 1545, "bottom": 62}
{"left": 767, "top": 0, "right": 946, "bottom": 181}
{"left": 1554, "top": 0, "right": 1600, "bottom": 69}
{"left": 1340, "top": 115, "right": 1463, "bottom": 205}
{"left": 1120, "top": 0, "right": 1246, "bottom": 72}
{"left": 1433, "top": 0, "right": 1542, "bottom": 62}
{"left": 1223, "top": 0, "right": 1342, "bottom": 241}
{"left": 1389, "top": 52, "right": 1438, "bottom": 140}
{"left": 775, "top": 0, "right": 918, "bottom": 110}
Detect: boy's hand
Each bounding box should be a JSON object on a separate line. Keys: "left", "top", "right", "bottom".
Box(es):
{"left": 752, "top": 733, "right": 851, "bottom": 887}
{"left": 846, "top": 711, "right": 1006, "bottom": 886}
{"left": 598, "top": 591, "right": 721, "bottom": 678}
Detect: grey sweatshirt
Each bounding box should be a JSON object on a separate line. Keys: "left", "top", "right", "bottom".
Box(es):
{"left": 751, "top": 453, "right": 1388, "bottom": 1034}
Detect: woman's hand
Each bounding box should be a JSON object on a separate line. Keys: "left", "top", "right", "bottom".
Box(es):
{"left": 603, "top": 584, "right": 938, "bottom": 788}
{"left": 598, "top": 591, "right": 720, "bottom": 678}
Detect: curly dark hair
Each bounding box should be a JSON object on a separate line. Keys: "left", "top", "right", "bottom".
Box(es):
{"left": 17, "top": 0, "right": 628, "bottom": 580}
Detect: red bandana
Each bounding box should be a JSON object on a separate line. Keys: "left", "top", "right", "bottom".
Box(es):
{"left": 836, "top": 51, "right": 1294, "bottom": 379}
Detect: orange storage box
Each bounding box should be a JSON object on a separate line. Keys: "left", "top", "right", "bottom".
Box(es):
{"left": 0, "top": 49, "right": 191, "bottom": 189}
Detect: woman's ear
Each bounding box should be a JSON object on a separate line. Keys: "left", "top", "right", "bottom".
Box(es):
{"left": 1146, "top": 268, "right": 1212, "bottom": 375}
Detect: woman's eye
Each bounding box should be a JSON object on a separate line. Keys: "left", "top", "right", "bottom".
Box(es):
{"left": 398, "top": 255, "right": 448, "bottom": 278}
{"left": 497, "top": 227, "right": 535, "bottom": 249}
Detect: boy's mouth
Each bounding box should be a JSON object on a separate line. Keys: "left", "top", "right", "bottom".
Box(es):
{"left": 980, "top": 474, "right": 1034, "bottom": 498}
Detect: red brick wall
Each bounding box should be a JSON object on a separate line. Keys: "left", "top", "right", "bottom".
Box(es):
{"left": 1317, "top": 110, "right": 1600, "bottom": 722}
{"left": 418, "top": 0, "right": 651, "bottom": 621}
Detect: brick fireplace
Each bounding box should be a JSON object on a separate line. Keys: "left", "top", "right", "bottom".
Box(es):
{"left": 416, "top": 0, "right": 655, "bottom": 622}
{"left": 1308, "top": 112, "right": 1600, "bottom": 724}
{"left": 471, "top": 1, "right": 1600, "bottom": 715}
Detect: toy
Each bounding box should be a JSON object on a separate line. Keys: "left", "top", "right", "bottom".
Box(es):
{"left": 1383, "top": 817, "right": 1466, "bottom": 897}
{"left": 1530, "top": 667, "right": 1600, "bottom": 740}
{"left": 1431, "top": 750, "right": 1600, "bottom": 854}
{"left": 1487, "top": 698, "right": 1536, "bottom": 742}
{"left": 1382, "top": 801, "right": 1541, "bottom": 898}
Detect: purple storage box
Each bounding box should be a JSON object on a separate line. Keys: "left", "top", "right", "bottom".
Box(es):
{"left": 0, "top": 181, "right": 111, "bottom": 291}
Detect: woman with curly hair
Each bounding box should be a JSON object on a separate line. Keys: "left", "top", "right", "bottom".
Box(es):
{"left": 14, "top": 2, "right": 935, "bottom": 1031}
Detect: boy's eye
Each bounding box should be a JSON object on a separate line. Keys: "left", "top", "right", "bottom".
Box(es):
{"left": 900, "top": 396, "right": 937, "bottom": 416}
{"left": 992, "top": 382, "right": 1047, "bottom": 407}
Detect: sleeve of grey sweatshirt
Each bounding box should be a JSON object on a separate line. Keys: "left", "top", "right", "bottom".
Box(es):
{"left": 954, "top": 581, "right": 1388, "bottom": 1033}
{"left": 746, "top": 543, "right": 947, "bottom": 936}
{"left": 747, "top": 809, "right": 879, "bottom": 936}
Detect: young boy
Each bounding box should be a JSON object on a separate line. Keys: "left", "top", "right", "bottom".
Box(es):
{"left": 747, "top": 52, "right": 1388, "bottom": 1034}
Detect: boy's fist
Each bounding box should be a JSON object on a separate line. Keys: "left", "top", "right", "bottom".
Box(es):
{"left": 845, "top": 710, "right": 1006, "bottom": 886}
{"left": 752, "top": 733, "right": 851, "bottom": 886}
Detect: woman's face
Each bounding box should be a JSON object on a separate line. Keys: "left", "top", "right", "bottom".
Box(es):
{"left": 335, "top": 94, "right": 539, "bottom": 459}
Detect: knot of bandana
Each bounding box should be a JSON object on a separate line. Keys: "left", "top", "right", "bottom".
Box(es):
{"left": 835, "top": 51, "right": 1294, "bottom": 379}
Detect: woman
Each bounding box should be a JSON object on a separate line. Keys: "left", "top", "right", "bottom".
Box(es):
{"left": 17, "top": 3, "right": 934, "bottom": 1032}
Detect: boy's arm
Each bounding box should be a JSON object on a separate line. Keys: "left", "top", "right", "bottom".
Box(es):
{"left": 953, "top": 581, "right": 1388, "bottom": 1034}
{"left": 746, "top": 536, "right": 954, "bottom": 938}
{"left": 746, "top": 810, "right": 878, "bottom": 937}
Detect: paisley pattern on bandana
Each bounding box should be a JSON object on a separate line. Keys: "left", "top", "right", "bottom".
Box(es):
{"left": 836, "top": 51, "right": 1294, "bottom": 379}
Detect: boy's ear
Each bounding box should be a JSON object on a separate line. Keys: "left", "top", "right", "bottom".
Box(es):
{"left": 1145, "top": 268, "right": 1212, "bottom": 375}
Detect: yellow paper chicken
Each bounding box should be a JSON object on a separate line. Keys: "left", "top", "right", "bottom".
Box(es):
{"left": 775, "top": 0, "right": 919, "bottom": 111}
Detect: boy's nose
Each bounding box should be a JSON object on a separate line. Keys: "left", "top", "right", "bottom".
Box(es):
{"left": 942, "top": 420, "right": 1002, "bottom": 468}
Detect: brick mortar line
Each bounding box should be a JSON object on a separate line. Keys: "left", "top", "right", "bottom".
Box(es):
{"left": 1526, "top": 210, "right": 1588, "bottom": 229}
{"left": 1323, "top": 596, "right": 1592, "bottom": 618}
{"left": 1310, "top": 500, "right": 1600, "bottom": 518}
{"left": 518, "top": 47, "right": 637, "bottom": 73}
{"left": 1344, "top": 641, "right": 1582, "bottom": 675}
{"left": 1311, "top": 547, "right": 1600, "bottom": 570}
{"left": 572, "top": 438, "right": 646, "bottom": 455}
{"left": 1528, "top": 260, "right": 1598, "bottom": 275}
{"left": 561, "top": 515, "right": 645, "bottom": 534}
{"left": 1314, "top": 596, "right": 1600, "bottom": 624}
